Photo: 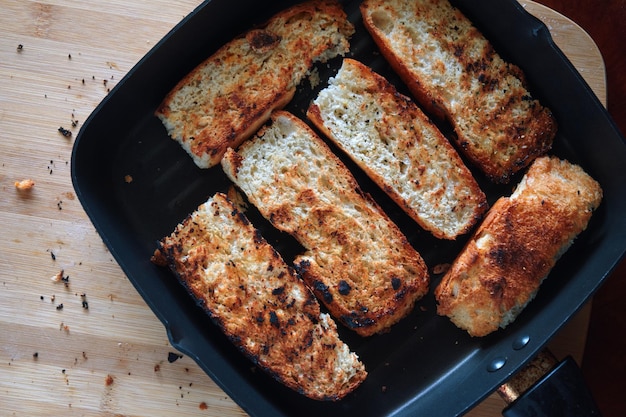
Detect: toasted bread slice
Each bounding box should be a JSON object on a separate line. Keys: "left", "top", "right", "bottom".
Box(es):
{"left": 221, "top": 111, "right": 430, "bottom": 337}
{"left": 360, "top": 0, "right": 557, "bottom": 183}
{"left": 155, "top": 0, "right": 354, "bottom": 169}
{"left": 307, "top": 58, "right": 488, "bottom": 239}
{"left": 154, "top": 193, "right": 367, "bottom": 400}
{"left": 435, "top": 156, "right": 602, "bottom": 336}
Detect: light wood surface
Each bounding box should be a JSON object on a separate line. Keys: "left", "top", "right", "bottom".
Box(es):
{"left": 0, "top": 1, "right": 605, "bottom": 416}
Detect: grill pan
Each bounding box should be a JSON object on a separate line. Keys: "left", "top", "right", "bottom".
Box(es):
{"left": 71, "top": 0, "right": 626, "bottom": 415}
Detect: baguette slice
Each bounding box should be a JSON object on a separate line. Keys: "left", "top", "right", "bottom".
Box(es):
{"left": 307, "top": 58, "right": 488, "bottom": 240}
{"left": 221, "top": 110, "right": 430, "bottom": 337}
{"left": 435, "top": 156, "right": 602, "bottom": 337}
{"left": 360, "top": 0, "right": 557, "bottom": 183}
{"left": 153, "top": 193, "right": 367, "bottom": 400}
{"left": 156, "top": 0, "right": 354, "bottom": 169}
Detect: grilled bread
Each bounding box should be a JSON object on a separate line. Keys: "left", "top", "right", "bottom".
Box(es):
{"left": 153, "top": 192, "right": 367, "bottom": 400}
{"left": 307, "top": 58, "right": 488, "bottom": 240}
{"left": 360, "top": 0, "right": 558, "bottom": 183}
{"left": 435, "top": 156, "right": 602, "bottom": 337}
{"left": 221, "top": 110, "right": 430, "bottom": 337}
{"left": 155, "top": 0, "right": 354, "bottom": 169}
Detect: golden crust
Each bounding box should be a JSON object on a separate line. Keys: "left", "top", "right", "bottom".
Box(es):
{"left": 221, "top": 111, "right": 430, "bottom": 336}
{"left": 435, "top": 156, "right": 602, "bottom": 336}
{"left": 156, "top": 0, "right": 354, "bottom": 168}
{"left": 155, "top": 193, "right": 367, "bottom": 400}
{"left": 360, "top": 0, "right": 557, "bottom": 183}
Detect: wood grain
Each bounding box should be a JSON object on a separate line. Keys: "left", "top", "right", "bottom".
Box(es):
{"left": 0, "top": 1, "right": 608, "bottom": 416}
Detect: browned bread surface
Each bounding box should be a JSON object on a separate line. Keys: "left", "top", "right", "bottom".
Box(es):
{"left": 156, "top": 0, "right": 354, "bottom": 168}
{"left": 221, "top": 110, "right": 430, "bottom": 337}
{"left": 154, "top": 192, "right": 367, "bottom": 400}
{"left": 360, "top": 0, "right": 558, "bottom": 183}
{"left": 307, "top": 58, "right": 488, "bottom": 239}
{"left": 435, "top": 156, "right": 603, "bottom": 336}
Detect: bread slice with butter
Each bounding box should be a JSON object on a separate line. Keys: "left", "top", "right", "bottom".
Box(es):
{"left": 360, "top": 0, "right": 557, "bottom": 183}
{"left": 156, "top": 0, "right": 354, "bottom": 169}
{"left": 435, "top": 156, "right": 602, "bottom": 336}
{"left": 153, "top": 192, "right": 367, "bottom": 400}
{"left": 308, "top": 58, "right": 488, "bottom": 240}
{"left": 221, "top": 110, "right": 430, "bottom": 337}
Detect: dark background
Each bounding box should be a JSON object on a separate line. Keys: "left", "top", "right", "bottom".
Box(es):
{"left": 535, "top": 1, "right": 626, "bottom": 416}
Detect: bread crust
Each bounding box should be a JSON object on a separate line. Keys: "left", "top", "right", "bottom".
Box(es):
{"left": 156, "top": 0, "right": 354, "bottom": 168}
{"left": 435, "top": 156, "right": 602, "bottom": 336}
{"left": 307, "top": 58, "right": 488, "bottom": 239}
{"left": 360, "top": 0, "right": 557, "bottom": 183}
{"left": 221, "top": 110, "right": 430, "bottom": 336}
{"left": 154, "top": 193, "right": 367, "bottom": 400}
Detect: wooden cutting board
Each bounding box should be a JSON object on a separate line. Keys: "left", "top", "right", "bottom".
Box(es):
{"left": 0, "top": 1, "right": 605, "bottom": 416}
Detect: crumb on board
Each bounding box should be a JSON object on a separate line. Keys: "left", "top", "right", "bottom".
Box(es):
{"left": 168, "top": 352, "right": 183, "bottom": 363}
{"left": 199, "top": 402, "right": 208, "bottom": 410}
{"left": 51, "top": 270, "right": 64, "bottom": 282}
{"left": 59, "top": 322, "right": 70, "bottom": 333}
{"left": 105, "top": 374, "right": 114, "bottom": 386}
{"left": 58, "top": 126, "right": 72, "bottom": 138}
{"left": 14, "top": 179, "right": 35, "bottom": 190}
{"left": 124, "top": 174, "right": 133, "bottom": 183}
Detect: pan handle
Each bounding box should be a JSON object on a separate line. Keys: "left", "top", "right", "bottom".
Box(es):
{"left": 497, "top": 349, "right": 602, "bottom": 417}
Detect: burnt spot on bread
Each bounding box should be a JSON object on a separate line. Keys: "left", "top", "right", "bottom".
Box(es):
{"left": 272, "top": 286, "right": 285, "bottom": 296}
{"left": 391, "top": 277, "right": 402, "bottom": 291}
{"left": 394, "top": 288, "right": 407, "bottom": 300}
{"left": 338, "top": 280, "right": 351, "bottom": 295}
{"left": 341, "top": 313, "right": 376, "bottom": 330}
{"left": 269, "top": 206, "right": 293, "bottom": 225}
{"left": 251, "top": 228, "right": 263, "bottom": 244}
{"left": 312, "top": 280, "right": 333, "bottom": 303}
{"left": 269, "top": 311, "right": 280, "bottom": 328}
{"left": 246, "top": 29, "right": 281, "bottom": 53}
{"left": 293, "top": 259, "right": 311, "bottom": 275}
{"left": 484, "top": 276, "right": 506, "bottom": 300}
{"left": 255, "top": 313, "right": 264, "bottom": 324}
{"left": 231, "top": 209, "right": 250, "bottom": 226}
{"left": 490, "top": 247, "right": 508, "bottom": 268}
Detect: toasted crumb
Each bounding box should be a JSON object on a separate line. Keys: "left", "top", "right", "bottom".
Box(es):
{"left": 432, "top": 263, "right": 451, "bottom": 275}
{"left": 51, "top": 270, "right": 64, "bottom": 282}
{"left": 14, "top": 179, "right": 35, "bottom": 190}
{"left": 105, "top": 374, "right": 114, "bottom": 386}
{"left": 124, "top": 174, "right": 133, "bottom": 183}
{"left": 167, "top": 352, "right": 182, "bottom": 363}
{"left": 58, "top": 127, "right": 72, "bottom": 138}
